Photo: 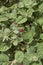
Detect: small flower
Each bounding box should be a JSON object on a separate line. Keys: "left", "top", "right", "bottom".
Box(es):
{"left": 20, "top": 64, "right": 23, "bottom": 65}
{"left": 14, "top": 22, "right": 17, "bottom": 25}
{"left": 19, "top": 28, "right": 24, "bottom": 32}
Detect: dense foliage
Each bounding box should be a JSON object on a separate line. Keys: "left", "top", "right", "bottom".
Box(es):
{"left": 0, "top": 0, "right": 43, "bottom": 65}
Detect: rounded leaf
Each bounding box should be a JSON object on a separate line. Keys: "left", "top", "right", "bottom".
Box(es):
{"left": 37, "top": 43, "right": 43, "bottom": 59}
{"left": 32, "top": 61, "right": 42, "bottom": 65}
{"left": 40, "top": 33, "right": 43, "bottom": 40}
{"left": 13, "top": 39, "right": 18, "bottom": 46}
{"left": 15, "top": 51, "right": 24, "bottom": 63}
{"left": 0, "top": 43, "right": 12, "bottom": 52}
{"left": 0, "top": 53, "right": 9, "bottom": 62}
{"left": 39, "top": 3, "right": 43, "bottom": 12}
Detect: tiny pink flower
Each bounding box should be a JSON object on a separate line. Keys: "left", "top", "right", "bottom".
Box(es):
{"left": 19, "top": 28, "right": 24, "bottom": 32}
{"left": 20, "top": 64, "right": 23, "bottom": 65}
{"left": 14, "top": 22, "right": 17, "bottom": 24}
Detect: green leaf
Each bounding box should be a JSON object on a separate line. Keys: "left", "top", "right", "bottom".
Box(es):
{"left": 23, "top": 0, "right": 33, "bottom": 7}
{"left": 9, "top": 10, "right": 17, "bottom": 19}
{"left": 40, "top": 33, "right": 43, "bottom": 40}
{"left": 18, "top": 2, "right": 24, "bottom": 8}
{"left": 23, "top": 58, "right": 30, "bottom": 65}
{"left": 0, "top": 6, "right": 8, "bottom": 13}
{"left": 22, "top": 30, "right": 34, "bottom": 43}
{"left": 13, "top": 63, "right": 19, "bottom": 65}
{"left": 39, "top": 3, "right": 43, "bottom": 12}
{"left": 10, "top": 23, "right": 19, "bottom": 34}
{"left": 0, "top": 43, "right": 12, "bottom": 52}
{"left": 10, "top": 23, "right": 16, "bottom": 30}
{"left": 0, "top": 30, "right": 3, "bottom": 38}
{"left": 27, "top": 8, "right": 34, "bottom": 17}
{"left": 23, "top": 52, "right": 38, "bottom": 65}
{"left": 4, "top": 28, "right": 11, "bottom": 35}
{"left": 31, "top": 25, "right": 36, "bottom": 36}
{"left": 16, "top": 16, "right": 23, "bottom": 23}
{"left": 2, "top": 28, "right": 11, "bottom": 41}
{"left": 25, "top": 52, "right": 38, "bottom": 62}
{"left": 10, "top": 4, "right": 17, "bottom": 10}
{"left": 1, "top": 62, "right": 9, "bottom": 65}
{"left": 17, "top": 17, "right": 27, "bottom": 24}
{"left": 22, "top": 32, "right": 29, "bottom": 40}
{"left": 37, "top": 43, "right": 43, "bottom": 59}
{"left": 42, "top": 25, "right": 43, "bottom": 30}
{"left": 13, "top": 30, "right": 19, "bottom": 34}
{"left": 18, "top": 9, "right": 27, "bottom": 17}
{"left": 0, "top": 53, "right": 9, "bottom": 62}
{"left": 0, "top": 16, "right": 8, "bottom": 22}
{"left": 13, "top": 39, "right": 18, "bottom": 46}
{"left": 32, "top": 61, "right": 42, "bottom": 65}
{"left": 11, "top": 34, "right": 17, "bottom": 40}
{"left": 15, "top": 51, "right": 24, "bottom": 63}
{"left": 18, "top": 37, "right": 23, "bottom": 43}
{"left": 23, "top": 0, "right": 36, "bottom": 8}
{"left": 37, "top": 17, "right": 43, "bottom": 25}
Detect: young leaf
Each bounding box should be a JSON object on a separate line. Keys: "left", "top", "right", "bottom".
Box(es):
{"left": 0, "top": 43, "right": 12, "bottom": 52}
{"left": 13, "top": 39, "right": 18, "bottom": 46}
{"left": 0, "top": 16, "right": 8, "bottom": 22}
{"left": 18, "top": 2, "right": 24, "bottom": 8}
{"left": 27, "top": 8, "right": 34, "bottom": 17}
{"left": 15, "top": 51, "right": 24, "bottom": 63}
{"left": 40, "top": 33, "right": 43, "bottom": 40}
{"left": 37, "top": 17, "right": 43, "bottom": 25}
{"left": 17, "top": 17, "right": 27, "bottom": 24}
{"left": 37, "top": 43, "right": 43, "bottom": 59}
{"left": 23, "top": 0, "right": 33, "bottom": 8}
{"left": 0, "top": 53, "right": 9, "bottom": 62}
{"left": 32, "top": 61, "right": 42, "bottom": 65}
{"left": 39, "top": 3, "right": 43, "bottom": 12}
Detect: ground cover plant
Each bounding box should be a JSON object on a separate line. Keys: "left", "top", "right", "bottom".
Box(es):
{"left": 0, "top": 0, "right": 43, "bottom": 65}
